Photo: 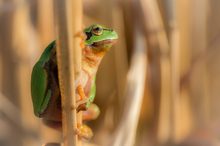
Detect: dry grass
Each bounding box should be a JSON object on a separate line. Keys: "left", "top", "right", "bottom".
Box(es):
{"left": 0, "top": 0, "right": 220, "bottom": 146}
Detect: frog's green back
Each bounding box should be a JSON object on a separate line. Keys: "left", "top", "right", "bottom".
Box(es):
{"left": 31, "top": 41, "right": 55, "bottom": 117}
{"left": 39, "top": 40, "right": 55, "bottom": 62}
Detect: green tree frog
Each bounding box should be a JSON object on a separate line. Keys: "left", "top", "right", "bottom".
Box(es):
{"left": 31, "top": 24, "right": 118, "bottom": 139}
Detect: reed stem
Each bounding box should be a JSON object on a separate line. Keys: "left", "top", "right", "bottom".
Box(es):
{"left": 54, "top": 0, "right": 83, "bottom": 145}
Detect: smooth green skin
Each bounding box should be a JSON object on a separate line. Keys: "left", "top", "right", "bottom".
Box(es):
{"left": 84, "top": 24, "right": 118, "bottom": 45}
{"left": 31, "top": 41, "right": 55, "bottom": 116}
{"left": 31, "top": 24, "right": 118, "bottom": 117}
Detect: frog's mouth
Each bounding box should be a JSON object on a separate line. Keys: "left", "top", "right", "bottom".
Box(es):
{"left": 91, "top": 39, "right": 117, "bottom": 51}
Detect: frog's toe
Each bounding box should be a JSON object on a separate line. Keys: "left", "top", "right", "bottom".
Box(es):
{"left": 75, "top": 98, "right": 89, "bottom": 112}
{"left": 74, "top": 124, "right": 93, "bottom": 140}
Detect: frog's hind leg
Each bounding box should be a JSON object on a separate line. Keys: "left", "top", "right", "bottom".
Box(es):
{"left": 82, "top": 103, "right": 100, "bottom": 121}
{"left": 42, "top": 119, "right": 62, "bottom": 131}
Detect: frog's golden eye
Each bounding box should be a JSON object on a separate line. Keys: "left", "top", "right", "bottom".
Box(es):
{"left": 92, "top": 25, "right": 103, "bottom": 36}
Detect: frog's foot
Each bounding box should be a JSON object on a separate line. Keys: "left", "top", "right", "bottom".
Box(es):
{"left": 75, "top": 98, "right": 89, "bottom": 112}
{"left": 75, "top": 124, "right": 93, "bottom": 140}
{"left": 82, "top": 103, "right": 100, "bottom": 121}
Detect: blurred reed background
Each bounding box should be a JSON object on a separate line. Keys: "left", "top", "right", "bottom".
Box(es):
{"left": 0, "top": 0, "right": 220, "bottom": 146}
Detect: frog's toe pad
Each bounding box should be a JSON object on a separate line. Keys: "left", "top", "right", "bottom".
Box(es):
{"left": 75, "top": 124, "right": 93, "bottom": 140}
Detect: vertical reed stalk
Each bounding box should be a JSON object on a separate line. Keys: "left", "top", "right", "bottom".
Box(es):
{"left": 72, "top": 1, "right": 83, "bottom": 146}
{"left": 37, "top": 0, "right": 54, "bottom": 48}
{"left": 54, "top": 0, "right": 83, "bottom": 145}
{"left": 110, "top": 26, "right": 147, "bottom": 146}
{"left": 165, "top": 0, "right": 181, "bottom": 141}
{"left": 189, "top": 0, "right": 210, "bottom": 129}
{"left": 112, "top": 5, "right": 129, "bottom": 100}
{"left": 12, "top": 0, "right": 40, "bottom": 145}
{"left": 139, "top": 0, "right": 172, "bottom": 143}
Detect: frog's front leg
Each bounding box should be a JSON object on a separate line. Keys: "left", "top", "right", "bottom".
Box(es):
{"left": 74, "top": 84, "right": 93, "bottom": 139}
{"left": 75, "top": 84, "right": 89, "bottom": 112}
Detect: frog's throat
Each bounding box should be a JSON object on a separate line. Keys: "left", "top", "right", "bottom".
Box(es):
{"left": 82, "top": 46, "right": 106, "bottom": 76}
{"left": 91, "top": 39, "right": 117, "bottom": 51}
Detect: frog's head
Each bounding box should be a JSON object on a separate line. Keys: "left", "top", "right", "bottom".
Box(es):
{"left": 84, "top": 24, "right": 118, "bottom": 52}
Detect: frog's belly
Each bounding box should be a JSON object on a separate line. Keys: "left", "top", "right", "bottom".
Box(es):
{"left": 80, "top": 69, "right": 93, "bottom": 96}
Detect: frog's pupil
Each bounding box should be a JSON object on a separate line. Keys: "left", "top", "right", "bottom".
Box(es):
{"left": 94, "top": 27, "right": 100, "bottom": 31}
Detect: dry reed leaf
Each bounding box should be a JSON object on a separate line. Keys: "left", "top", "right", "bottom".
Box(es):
{"left": 109, "top": 27, "right": 147, "bottom": 146}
